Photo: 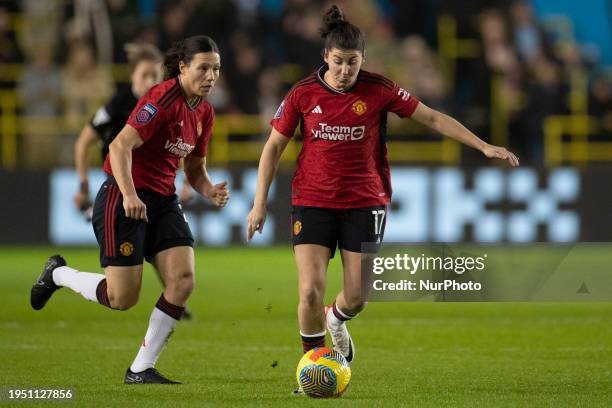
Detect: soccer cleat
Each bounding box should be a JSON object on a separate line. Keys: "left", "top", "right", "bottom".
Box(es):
{"left": 124, "top": 368, "right": 181, "bottom": 384}
{"left": 293, "top": 385, "right": 304, "bottom": 395}
{"left": 30, "top": 255, "right": 65, "bottom": 310}
{"left": 325, "top": 305, "right": 355, "bottom": 363}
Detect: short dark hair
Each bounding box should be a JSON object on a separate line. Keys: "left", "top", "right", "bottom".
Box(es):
{"left": 319, "top": 5, "right": 364, "bottom": 53}
{"left": 163, "top": 35, "right": 219, "bottom": 80}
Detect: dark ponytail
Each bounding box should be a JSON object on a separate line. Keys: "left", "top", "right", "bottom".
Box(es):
{"left": 319, "top": 5, "right": 364, "bottom": 53}
{"left": 163, "top": 35, "right": 219, "bottom": 80}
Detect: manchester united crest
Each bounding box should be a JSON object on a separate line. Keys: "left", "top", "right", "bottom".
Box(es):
{"left": 197, "top": 121, "right": 202, "bottom": 136}
{"left": 352, "top": 100, "right": 367, "bottom": 115}
{"left": 293, "top": 220, "right": 302, "bottom": 236}
{"left": 119, "top": 241, "right": 134, "bottom": 256}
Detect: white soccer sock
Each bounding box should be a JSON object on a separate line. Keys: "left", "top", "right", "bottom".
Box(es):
{"left": 299, "top": 330, "right": 327, "bottom": 338}
{"left": 52, "top": 266, "right": 105, "bottom": 303}
{"left": 130, "top": 305, "right": 180, "bottom": 373}
{"left": 327, "top": 304, "right": 353, "bottom": 329}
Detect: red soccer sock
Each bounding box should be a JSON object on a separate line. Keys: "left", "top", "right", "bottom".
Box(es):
{"left": 300, "top": 331, "right": 326, "bottom": 353}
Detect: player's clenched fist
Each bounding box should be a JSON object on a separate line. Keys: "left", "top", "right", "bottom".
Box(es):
{"left": 123, "top": 193, "right": 148, "bottom": 222}
{"left": 246, "top": 205, "right": 266, "bottom": 242}
{"left": 73, "top": 191, "right": 91, "bottom": 212}
{"left": 205, "top": 181, "right": 230, "bottom": 208}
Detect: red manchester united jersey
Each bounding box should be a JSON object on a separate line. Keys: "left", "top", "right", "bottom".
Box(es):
{"left": 104, "top": 77, "right": 214, "bottom": 196}
{"left": 271, "top": 66, "right": 420, "bottom": 208}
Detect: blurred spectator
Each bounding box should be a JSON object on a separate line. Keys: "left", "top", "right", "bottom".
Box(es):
{"left": 107, "top": 0, "right": 142, "bottom": 62}
{"left": 387, "top": 0, "right": 437, "bottom": 46}
{"left": 225, "top": 31, "right": 263, "bottom": 114}
{"left": 480, "top": 9, "right": 521, "bottom": 80}
{"left": 589, "top": 74, "right": 612, "bottom": 136}
{"left": 18, "top": 48, "right": 62, "bottom": 116}
{"left": 0, "top": 4, "right": 22, "bottom": 64}
{"left": 0, "top": 3, "right": 22, "bottom": 89}
{"left": 463, "top": 9, "right": 523, "bottom": 142}
{"left": 231, "top": 0, "right": 260, "bottom": 28}
{"left": 259, "top": 0, "right": 284, "bottom": 66}
{"left": 349, "top": 0, "right": 398, "bottom": 77}
{"left": 61, "top": 43, "right": 113, "bottom": 131}
{"left": 133, "top": 24, "right": 161, "bottom": 49}
{"left": 399, "top": 36, "right": 448, "bottom": 109}
{"left": 79, "top": 0, "right": 113, "bottom": 64}
{"left": 158, "top": 2, "right": 190, "bottom": 51}
{"left": 282, "top": 4, "right": 323, "bottom": 74}
{"left": 20, "top": 0, "right": 61, "bottom": 59}
{"left": 518, "top": 56, "right": 567, "bottom": 162}
{"left": 18, "top": 48, "right": 62, "bottom": 167}
{"left": 258, "top": 66, "right": 282, "bottom": 125}
{"left": 509, "top": 1, "right": 542, "bottom": 63}
{"left": 206, "top": 76, "right": 231, "bottom": 113}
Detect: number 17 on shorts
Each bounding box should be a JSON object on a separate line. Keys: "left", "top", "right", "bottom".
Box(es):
{"left": 371, "top": 209, "right": 386, "bottom": 243}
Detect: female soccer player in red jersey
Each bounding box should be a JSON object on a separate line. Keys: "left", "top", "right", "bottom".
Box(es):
{"left": 72, "top": 43, "right": 195, "bottom": 319}
{"left": 247, "top": 5, "right": 519, "bottom": 365}
{"left": 31, "top": 35, "right": 229, "bottom": 384}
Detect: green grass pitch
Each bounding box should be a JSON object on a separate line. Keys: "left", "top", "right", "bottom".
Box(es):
{"left": 1, "top": 246, "right": 611, "bottom": 407}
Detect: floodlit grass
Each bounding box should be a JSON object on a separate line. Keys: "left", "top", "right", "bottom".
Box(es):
{"left": 1, "top": 246, "right": 611, "bottom": 406}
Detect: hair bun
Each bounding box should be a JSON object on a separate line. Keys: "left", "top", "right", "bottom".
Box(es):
{"left": 319, "top": 5, "right": 347, "bottom": 39}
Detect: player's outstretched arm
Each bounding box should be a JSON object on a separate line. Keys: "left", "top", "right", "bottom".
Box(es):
{"left": 246, "top": 128, "right": 290, "bottom": 242}
{"left": 184, "top": 155, "right": 229, "bottom": 208}
{"left": 73, "top": 124, "right": 99, "bottom": 211}
{"left": 410, "top": 102, "right": 520, "bottom": 167}
{"left": 109, "top": 124, "right": 148, "bottom": 221}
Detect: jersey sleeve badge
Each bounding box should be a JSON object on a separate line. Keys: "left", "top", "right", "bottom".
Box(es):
{"left": 136, "top": 102, "right": 158, "bottom": 124}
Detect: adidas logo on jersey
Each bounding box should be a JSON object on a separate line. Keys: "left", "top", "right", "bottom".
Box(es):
{"left": 311, "top": 105, "right": 323, "bottom": 114}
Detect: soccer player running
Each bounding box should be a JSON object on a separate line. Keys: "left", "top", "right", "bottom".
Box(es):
{"left": 72, "top": 42, "right": 195, "bottom": 319}
{"left": 31, "top": 35, "right": 229, "bottom": 384}
{"left": 246, "top": 5, "right": 519, "bottom": 366}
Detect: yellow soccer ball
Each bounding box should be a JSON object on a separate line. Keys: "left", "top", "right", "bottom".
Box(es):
{"left": 296, "top": 347, "right": 351, "bottom": 398}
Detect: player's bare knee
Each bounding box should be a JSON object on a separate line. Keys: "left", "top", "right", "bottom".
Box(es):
{"left": 167, "top": 271, "right": 194, "bottom": 301}
{"left": 343, "top": 293, "right": 366, "bottom": 314}
{"left": 300, "top": 285, "right": 324, "bottom": 309}
{"left": 108, "top": 291, "right": 139, "bottom": 311}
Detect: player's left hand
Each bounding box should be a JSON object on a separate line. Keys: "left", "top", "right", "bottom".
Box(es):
{"left": 482, "top": 144, "right": 520, "bottom": 167}
{"left": 205, "top": 181, "right": 229, "bottom": 207}
{"left": 73, "top": 191, "right": 92, "bottom": 212}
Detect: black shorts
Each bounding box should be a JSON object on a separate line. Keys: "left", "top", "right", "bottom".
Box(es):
{"left": 92, "top": 177, "right": 194, "bottom": 267}
{"left": 291, "top": 205, "right": 387, "bottom": 258}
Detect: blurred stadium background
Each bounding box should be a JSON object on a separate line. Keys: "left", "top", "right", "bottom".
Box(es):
{"left": 0, "top": 0, "right": 611, "bottom": 246}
